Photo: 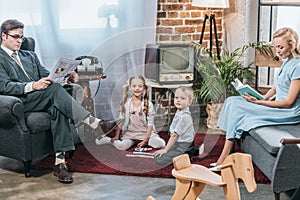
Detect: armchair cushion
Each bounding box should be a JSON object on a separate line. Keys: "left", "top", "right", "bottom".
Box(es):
{"left": 25, "top": 112, "right": 51, "bottom": 134}
{"left": 248, "top": 123, "right": 300, "bottom": 155}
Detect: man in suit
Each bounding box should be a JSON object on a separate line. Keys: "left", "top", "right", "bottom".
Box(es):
{"left": 0, "top": 19, "right": 118, "bottom": 184}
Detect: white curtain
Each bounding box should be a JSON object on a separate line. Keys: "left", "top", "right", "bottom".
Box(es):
{"left": 0, "top": 0, "right": 158, "bottom": 120}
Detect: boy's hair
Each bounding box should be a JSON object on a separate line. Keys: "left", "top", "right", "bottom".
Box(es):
{"left": 119, "top": 75, "right": 150, "bottom": 115}
{"left": 176, "top": 86, "right": 194, "bottom": 104}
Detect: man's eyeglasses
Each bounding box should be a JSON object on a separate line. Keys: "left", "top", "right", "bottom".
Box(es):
{"left": 6, "top": 33, "right": 25, "bottom": 42}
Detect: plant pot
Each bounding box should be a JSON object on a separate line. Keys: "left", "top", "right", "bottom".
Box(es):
{"left": 206, "top": 102, "right": 224, "bottom": 130}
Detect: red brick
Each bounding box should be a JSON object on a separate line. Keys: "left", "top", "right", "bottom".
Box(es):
{"left": 170, "top": 35, "right": 182, "bottom": 41}
{"left": 175, "top": 27, "right": 195, "bottom": 34}
{"left": 167, "top": 0, "right": 180, "bottom": 2}
{"left": 162, "top": 4, "right": 184, "bottom": 11}
{"left": 161, "top": 19, "right": 183, "bottom": 26}
{"left": 191, "top": 11, "right": 201, "bottom": 18}
{"left": 168, "top": 12, "right": 179, "bottom": 18}
{"left": 157, "top": 27, "right": 173, "bottom": 34}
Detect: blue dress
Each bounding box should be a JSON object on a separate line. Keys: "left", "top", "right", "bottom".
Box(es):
{"left": 217, "top": 57, "right": 300, "bottom": 139}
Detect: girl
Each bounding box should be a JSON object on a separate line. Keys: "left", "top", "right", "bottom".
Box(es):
{"left": 154, "top": 86, "right": 197, "bottom": 165}
{"left": 214, "top": 27, "right": 300, "bottom": 167}
{"left": 95, "top": 75, "right": 166, "bottom": 150}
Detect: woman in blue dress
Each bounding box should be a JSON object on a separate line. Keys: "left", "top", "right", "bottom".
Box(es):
{"left": 214, "top": 27, "right": 300, "bottom": 166}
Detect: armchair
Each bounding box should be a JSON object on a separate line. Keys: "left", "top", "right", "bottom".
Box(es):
{"left": 0, "top": 37, "right": 84, "bottom": 177}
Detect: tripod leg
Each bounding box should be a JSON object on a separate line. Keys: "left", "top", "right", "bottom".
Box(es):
{"left": 209, "top": 15, "right": 213, "bottom": 57}
{"left": 199, "top": 15, "right": 209, "bottom": 44}
{"left": 212, "top": 14, "right": 221, "bottom": 60}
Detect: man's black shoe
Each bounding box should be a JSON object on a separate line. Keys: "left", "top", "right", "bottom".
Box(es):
{"left": 53, "top": 163, "right": 73, "bottom": 184}
{"left": 96, "top": 119, "right": 122, "bottom": 136}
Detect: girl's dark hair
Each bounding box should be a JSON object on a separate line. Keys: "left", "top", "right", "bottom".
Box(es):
{"left": 1, "top": 19, "right": 24, "bottom": 34}
{"left": 119, "top": 76, "right": 150, "bottom": 116}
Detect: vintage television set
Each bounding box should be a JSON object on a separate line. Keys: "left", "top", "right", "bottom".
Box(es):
{"left": 144, "top": 43, "right": 196, "bottom": 84}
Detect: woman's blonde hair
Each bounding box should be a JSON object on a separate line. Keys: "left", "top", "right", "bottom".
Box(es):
{"left": 119, "top": 75, "right": 150, "bottom": 115}
{"left": 273, "top": 27, "right": 300, "bottom": 57}
{"left": 176, "top": 86, "right": 194, "bottom": 105}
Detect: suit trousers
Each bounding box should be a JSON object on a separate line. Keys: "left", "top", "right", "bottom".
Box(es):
{"left": 19, "top": 83, "right": 90, "bottom": 152}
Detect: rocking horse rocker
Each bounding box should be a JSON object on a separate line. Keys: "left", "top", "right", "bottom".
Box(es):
{"left": 170, "top": 153, "right": 257, "bottom": 200}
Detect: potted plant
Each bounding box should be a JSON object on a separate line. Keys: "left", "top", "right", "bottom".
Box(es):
{"left": 193, "top": 41, "right": 274, "bottom": 129}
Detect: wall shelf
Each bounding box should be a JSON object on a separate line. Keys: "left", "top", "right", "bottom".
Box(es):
{"left": 260, "top": 1, "right": 300, "bottom": 6}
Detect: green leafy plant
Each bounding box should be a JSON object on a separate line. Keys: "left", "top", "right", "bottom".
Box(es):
{"left": 193, "top": 41, "right": 274, "bottom": 104}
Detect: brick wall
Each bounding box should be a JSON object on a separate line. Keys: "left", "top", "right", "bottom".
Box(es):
{"left": 156, "top": 0, "right": 225, "bottom": 53}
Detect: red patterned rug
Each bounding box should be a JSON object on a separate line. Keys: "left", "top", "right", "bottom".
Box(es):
{"left": 34, "top": 132, "right": 270, "bottom": 184}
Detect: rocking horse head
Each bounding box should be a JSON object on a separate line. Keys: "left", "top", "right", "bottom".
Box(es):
{"left": 221, "top": 153, "right": 257, "bottom": 193}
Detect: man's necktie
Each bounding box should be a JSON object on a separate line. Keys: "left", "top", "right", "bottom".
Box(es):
{"left": 11, "top": 52, "right": 22, "bottom": 67}
{"left": 11, "top": 52, "right": 30, "bottom": 79}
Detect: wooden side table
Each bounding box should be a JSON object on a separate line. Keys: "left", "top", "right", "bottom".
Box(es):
{"left": 78, "top": 73, "right": 106, "bottom": 116}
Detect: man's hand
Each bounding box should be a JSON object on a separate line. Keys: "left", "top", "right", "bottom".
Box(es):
{"left": 33, "top": 77, "right": 52, "bottom": 90}
{"left": 67, "top": 72, "right": 79, "bottom": 84}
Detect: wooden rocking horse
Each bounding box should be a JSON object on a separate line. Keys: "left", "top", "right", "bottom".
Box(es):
{"left": 170, "top": 153, "right": 257, "bottom": 200}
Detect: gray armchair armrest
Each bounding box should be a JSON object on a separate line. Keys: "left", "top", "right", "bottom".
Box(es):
{"left": 272, "top": 141, "right": 300, "bottom": 193}
{"left": 0, "top": 95, "right": 28, "bottom": 133}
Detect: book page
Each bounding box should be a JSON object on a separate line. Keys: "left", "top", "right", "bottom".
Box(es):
{"left": 49, "top": 58, "right": 81, "bottom": 84}
{"left": 231, "top": 78, "right": 244, "bottom": 89}
{"left": 236, "top": 85, "right": 264, "bottom": 100}
{"left": 231, "top": 78, "right": 264, "bottom": 100}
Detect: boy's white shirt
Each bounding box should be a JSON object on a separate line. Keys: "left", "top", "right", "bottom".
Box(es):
{"left": 170, "top": 107, "right": 195, "bottom": 143}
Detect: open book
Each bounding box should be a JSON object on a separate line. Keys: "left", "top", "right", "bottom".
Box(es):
{"left": 231, "top": 78, "right": 264, "bottom": 100}
{"left": 49, "top": 58, "right": 81, "bottom": 84}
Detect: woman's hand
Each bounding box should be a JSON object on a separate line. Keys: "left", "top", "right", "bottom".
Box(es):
{"left": 154, "top": 149, "right": 167, "bottom": 157}
{"left": 242, "top": 93, "right": 261, "bottom": 104}
{"left": 33, "top": 77, "right": 52, "bottom": 90}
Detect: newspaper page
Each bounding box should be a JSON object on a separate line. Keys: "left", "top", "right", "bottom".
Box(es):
{"left": 49, "top": 58, "right": 81, "bottom": 84}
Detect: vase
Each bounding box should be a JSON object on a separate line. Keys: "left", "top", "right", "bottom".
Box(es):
{"left": 206, "top": 102, "right": 224, "bottom": 130}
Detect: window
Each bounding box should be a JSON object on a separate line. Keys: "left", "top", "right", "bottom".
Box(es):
{"left": 58, "top": 0, "right": 118, "bottom": 29}
{"left": 0, "top": 0, "right": 41, "bottom": 26}
{"left": 277, "top": 6, "right": 300, "bottom": 34}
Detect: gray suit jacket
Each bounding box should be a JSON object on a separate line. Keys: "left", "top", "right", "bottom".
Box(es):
{"left": 0, "top": 47, "right": 49, "bottom": 96}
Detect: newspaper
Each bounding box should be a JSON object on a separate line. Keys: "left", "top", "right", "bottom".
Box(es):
{"left": 49, "top": 58, "right": 81, "bottom": 84}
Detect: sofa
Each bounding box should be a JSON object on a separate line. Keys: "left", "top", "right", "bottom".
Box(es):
{"left": 239, "top": 123, "right": 300, "bottom": 200}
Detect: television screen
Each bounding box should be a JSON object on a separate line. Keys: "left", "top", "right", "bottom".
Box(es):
{"left": 144, "top": 43, "right": 196, "bottom": 84}
{"left": 160, "top": 46, "right": 193, "bottom": 72}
